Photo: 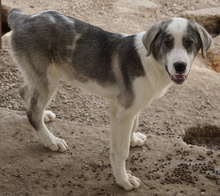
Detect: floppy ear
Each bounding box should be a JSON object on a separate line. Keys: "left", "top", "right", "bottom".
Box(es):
{"left": 142, "top": 24, "right": 162, "bottom": 57}
{"left": 196, "top": 24, "right": 212, "bottom": 58}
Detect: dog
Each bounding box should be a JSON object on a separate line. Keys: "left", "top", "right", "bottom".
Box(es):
{"left": 8, "top": 9, "right": 212, "bottom": 190}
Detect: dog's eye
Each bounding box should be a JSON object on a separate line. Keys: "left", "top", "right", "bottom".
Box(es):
{"left": 185, "top": 40, "right": 194, "bottom": 47}
{"left": 164, "top": 41, "right": 173, "bottom": 48}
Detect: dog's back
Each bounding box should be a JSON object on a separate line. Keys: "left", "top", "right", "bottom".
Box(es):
{"left": 8, "top": 9, "right": 118, "bottom": 73}
{"left": 8, "top": 9, "right": 77, "bottom": 58}
{"left": 8, "top": 9, "right": 145, "bottom": 101}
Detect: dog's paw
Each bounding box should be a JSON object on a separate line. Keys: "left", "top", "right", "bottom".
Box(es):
{"left": 117, "top": 173, "right": 141, "bottom": 190}
{"left": 39, "top": 131, "right": 69, "bottom": 152}
{"left": 130, "top": 132, "right": 146, "bottom": 147}
{"left": 45, "top": 136, "right": 69, "bottom": 152}
{"left": 44, "top": 110, "right": 56, "bottom": 123}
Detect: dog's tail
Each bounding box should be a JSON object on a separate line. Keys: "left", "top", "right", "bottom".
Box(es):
{"left": 7, "top": 8, "right": 26, "bottom": 30}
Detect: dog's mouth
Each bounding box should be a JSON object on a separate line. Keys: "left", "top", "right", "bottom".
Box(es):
{"left": 166, "top": 65, "right": 187, "bottom": 85}
{"left": 170, "top": 75, "right": 187, "bottom": 85}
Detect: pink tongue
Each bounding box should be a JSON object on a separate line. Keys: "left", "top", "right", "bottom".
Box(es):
{"left": 171, "top": 75, "right": 187, "bottom": 84}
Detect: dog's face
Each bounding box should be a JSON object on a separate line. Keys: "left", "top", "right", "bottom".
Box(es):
{"left": 142, "top": 18, "right": 212, "bottom": 84}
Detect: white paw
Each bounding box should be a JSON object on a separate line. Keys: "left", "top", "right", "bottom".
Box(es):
{"left": 46, "top": 136, "right": 69, "bottom": 152}
{"left": 44, "top": 111, "right": 56, "bottom": 123}
{"left": 130, "top": 132, "right": 146, "bottom": 147}
{"left": 39, "top": 131, "right": 68, "bottom": 152}
{"left": 117, "top": 172, "right": 141, "bottom": 190}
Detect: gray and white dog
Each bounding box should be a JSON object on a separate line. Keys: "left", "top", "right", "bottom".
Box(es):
{"left": 8, "top": 9, "right": 212, "bottom": 190}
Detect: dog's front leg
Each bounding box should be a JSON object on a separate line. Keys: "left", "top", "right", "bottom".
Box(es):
{"left": 109, "top": 103, "right": 141, "bottom": 190}
{"left": 130, "top": 113, "right": 146, "bottom": 147}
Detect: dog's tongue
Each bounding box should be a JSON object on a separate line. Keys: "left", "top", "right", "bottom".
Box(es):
{"left": 171, "top": 75, "right": 187, "bottom": 84}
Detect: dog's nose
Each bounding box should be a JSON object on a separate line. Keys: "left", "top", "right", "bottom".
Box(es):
{"left": 174, "top": 61, "right": 187, "bottom": 74}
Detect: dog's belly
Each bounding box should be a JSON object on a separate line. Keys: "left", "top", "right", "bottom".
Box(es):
{"left": 63, "top": 76, "right": 117, "bottom": 100}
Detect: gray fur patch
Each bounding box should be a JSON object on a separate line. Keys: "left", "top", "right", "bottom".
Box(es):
{"left": 8, "top": 9, "right": 145, "bottom": 108}
{"left": 142, "top": 19, "right": 173, "bottom": 59}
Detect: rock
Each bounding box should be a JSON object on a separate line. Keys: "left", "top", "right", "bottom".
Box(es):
{"left": 181, "top": 7, "right": 220, "bottom": 36}
{"left": 207, "top": 36, "right": 220, "bottom": 72}
{"left": 2, "top": 5, "right": 11, "bottom": 36}
{"left": 113, "top": 0, "right": 159, "bottom": 14}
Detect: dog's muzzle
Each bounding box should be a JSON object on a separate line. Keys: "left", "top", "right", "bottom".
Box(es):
{"left": 166, "top": 61, "right": 188, "bottom": 85}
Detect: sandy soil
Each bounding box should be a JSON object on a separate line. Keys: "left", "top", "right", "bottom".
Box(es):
{"left": 1, "top": 0, "right": 220, "bottom": 195}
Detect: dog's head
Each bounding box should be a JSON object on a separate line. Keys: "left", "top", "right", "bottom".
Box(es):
{"left": 142, "top": 18, "right": 212, "bottom": 84}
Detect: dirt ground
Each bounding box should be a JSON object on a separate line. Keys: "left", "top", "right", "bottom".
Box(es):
{"left": 1, "top": 0, "right": 220, "bottom": 196}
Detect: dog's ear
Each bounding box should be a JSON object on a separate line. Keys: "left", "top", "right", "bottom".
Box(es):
{"left": 195, "top": 24, "right": 212, "bottom": 58}
{"left": 142, "top": 24, "right": 162, "bottom": 57}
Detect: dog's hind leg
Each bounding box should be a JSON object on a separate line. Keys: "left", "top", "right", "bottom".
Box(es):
{"left": 130, "top": 113, "right": 146, "bottom": 147}
{"left": 25, "top": 67, "right": 68, "bottom": 152}
{"left": 18, "top": 84, "right": 29, "bottom": 106}
{"left": 19, "top": 84, "right": 56, "bottom": 123}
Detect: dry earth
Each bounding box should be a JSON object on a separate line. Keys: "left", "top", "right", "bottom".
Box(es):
{"left": 1, "top": 0, "right": 220, "bottom": 196}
